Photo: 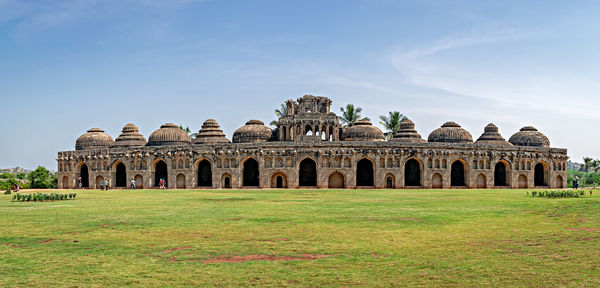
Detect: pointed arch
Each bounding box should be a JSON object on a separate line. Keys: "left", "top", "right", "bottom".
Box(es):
{"left": 476, "top": 173, "right": 486, "bottom": 188}
{"left": 79, "top": 163, "right": 89, "bottom": 188}
{"left": 534, "top": 162, "right": 549, "bottom": 186}
{"left": 153, "top": 159, "right": 168, "bottom": 188}
{"left": 328, "top": 172, "right": 345, "bottom": 188}
{"left": 518, "top": 174, "right": 528, "bottom": 188}
{"left": 451, "top": 159, "right": 467, "bottom": 187}
{"left": 556, "top": 175, "right": 564, "bottom": 188}
{"left": 385, "top": 173, "right": 395, "bottom": 189}
{"left": 404, "top": 157, "right": 422, "bottom": 187}
{"left": 242, "top": 157, "right": 260, "bottom": 187}
{"left": 298, "top": 157, "right": 317, "bottom": 187}
{"left": 356, "top": 157, "right": 375, "bottom": 187}
{"left": 494, "top": 160, "right": 510, "bottom": 187}
{"left": 432, "top": 173, "right": 443, "bottom": 189}
{"left": 176, "top": 174, "right": 186, "bottom": 189}
{"left": 196, "top": 159, "right": 212, "bottom": 187}
{"left": 221, "top": 173, "right": 232, "bottom": 189}
{"left": 271, "top": 172, "right": 288, "bottom": 188}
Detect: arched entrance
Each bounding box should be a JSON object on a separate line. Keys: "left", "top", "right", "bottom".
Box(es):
{"left": 134, "top": 174, "right": 143, "bottom": 189}
{"left": 222, "top": 174, "right": 231, "bottom": 189}
{"left": 243, "top": 158, "right": 260, "bottom": 187}
{"left": 328, "top": 172, "right": 345, "bottom": 188}
{"left": 154, "top": 160, "right": 168, "bottom": 187}
{"left": 356, "top": 158, "right": 374, "bottom": 187}
{"left": 176, "top": 174, "right": 186, "bottom": 189}
{"left": 385, "top": 174, "right": 395, "bottom": 188}
{"left": 271, "top": 172, "right": 288, "bottom": 188}
{"left": 476, "top": 174, "right": 486, "bottom": 188}
{"left": 432, "top": 173, "right": 443, "bottom": 188}
{"left": 80, "top": 164, "right": 89, "bottom": 188}
{"left": 534, "top": 163, "right": 547, "bottom": 186}
{"left": 116, "top": 162, "right": 127, "bottom": 187}
{"left": 494, "top": 162, "right": 508, "bottom": 186}
{"left": 518, "top": 174, "right": 528, "bottom": 188}
{"left": 197, "top": 160, "right": 212, "bottom": 187}
{"left": 299, "top": 158, "right": 317, "bottom": 187}
{"left": 451, "top": 160, "right": 466, "bottom": 187}
{"left": 62, "top": 176, "right": 69, "bottom": 189}
{"left": 404, "top": 158, "right": 421, "bottom": 186}
{"left": 95, "top": 176, "right": 104, "bottom": 189}
{"left": 556, "top": 175, "right": 563, "bottom": 188}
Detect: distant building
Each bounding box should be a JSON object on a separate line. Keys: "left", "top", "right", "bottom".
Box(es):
{"left": 57, "top": 95, "right": 568, "bottom": 189}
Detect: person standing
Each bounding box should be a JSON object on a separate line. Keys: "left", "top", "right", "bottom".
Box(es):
{"left": 131, "top": 179, "right": 136, "bottom": 190}
{"left": 105, "top": 179, "right": 109, "bottom": 190}
{"left": 100, "top": 179, "right": 104, "bottom": 191}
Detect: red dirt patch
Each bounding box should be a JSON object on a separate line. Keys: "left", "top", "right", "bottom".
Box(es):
{"left": 160, "top": 246, "right": 191, "bottom": 253}
{"left": 199, "top": 253, "right": 332, "bottom": 264}
{"left": 37, "top": 239, "right": 54, "bottom": 244}
{"left": 398, "top": 218, "right": 420, "bottom": 221}
{"left": 568, "top": 227, "right": 600, "bottom": 232}
{"left": 581, "top": 237, "right": 600, "bottom": 241}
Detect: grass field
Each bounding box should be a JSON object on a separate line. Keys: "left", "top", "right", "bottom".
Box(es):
{"left": 1, "top": 188, "right": 599, "bottom": 287}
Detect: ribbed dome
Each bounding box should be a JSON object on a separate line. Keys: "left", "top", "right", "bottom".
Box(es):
{"left": 193, "top": 119, "right": 230, "bottom": 144}
{"left": 343, "top": 120, "right": 385, "bottom": 141}
{"left": 112, "top": 123, "right": 147, "bottom": 148}
{"left": 75, "top": 128, "right": 114, "bottom": 150}
{"left": 428, "top": 122, "right": 473, "bottom": 143}
{"left": 147, "top": 123, "right": 191, "bottom": 146}
{"left": 508, "top": 126, "right": 550, "bottom": 147}
{"left": 232, "top": 120, "right": 272, "bottom": 143}
{"left": 475, "top": 123, "right": 511, "bottom": 146}
{"left": 390, "top": 118, "right": 426, "bottom": 143}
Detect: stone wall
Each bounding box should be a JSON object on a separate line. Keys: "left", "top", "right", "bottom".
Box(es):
{"left": 57, "top": 140, "right": 568, "bottom": 189}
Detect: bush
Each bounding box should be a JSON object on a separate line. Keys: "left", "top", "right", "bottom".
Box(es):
{"left": 528, "top": 189, "right": 588, "bottom": 199}
{"left": 10, "top": 192, "right": 76, "bottom": 202}
{"left": 4, "top": 189, "right": 10, "bottom": 195}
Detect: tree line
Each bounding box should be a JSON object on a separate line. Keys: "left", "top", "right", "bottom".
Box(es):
{"left": 568, "top": 157, "right": 600, "bottom": 188}
{"left": 1, "top": 166, "right": 57, "bottom": 190}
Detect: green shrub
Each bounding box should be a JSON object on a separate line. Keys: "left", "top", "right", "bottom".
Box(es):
{"left": 4, "top": 189, "right": 10, "bottom": 195}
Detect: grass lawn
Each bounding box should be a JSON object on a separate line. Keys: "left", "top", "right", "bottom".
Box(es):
{"left": 1, "top": 188, "right": 599, "bottom": 287}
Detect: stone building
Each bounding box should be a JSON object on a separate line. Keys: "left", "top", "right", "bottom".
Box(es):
{"left": 57, "top": 95, "right": 568, "bottom": 190}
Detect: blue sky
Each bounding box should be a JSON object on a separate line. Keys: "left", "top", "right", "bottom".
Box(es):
{"left": 1, "top": 0, "right": 599, "bottom": 169}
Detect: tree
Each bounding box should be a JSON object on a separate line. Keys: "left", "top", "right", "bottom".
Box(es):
{"left": 16, "top": 172, "right": 26, "bottom": 179}
{"left": 339, "top": 104, "right": 370, "bottom": 128}
{"left": 379, "top": 111, "right": 406, "bottom": 140}
{"left": 27, "top": 166, "right": 52, "bottom": 188}
{"left": 269, "top": 103, "right": 288, "bottom": 127}
{"left": 583, "top": 157, "right": 594, "bottom": 172}
{"left": 178, "top": 124, "right": 192, "bottom": 135}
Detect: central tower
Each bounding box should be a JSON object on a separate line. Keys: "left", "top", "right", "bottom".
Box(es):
{"left": 277, "top": 94, "right": 341, "bottom": 142}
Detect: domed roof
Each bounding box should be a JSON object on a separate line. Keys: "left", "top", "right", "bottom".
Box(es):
{"left": 390, "top": 118, "right": 426, "bottom": 143}
{"left": 342, "top": 120, "right": 385, "bottom": 141}
{"left": 508, "top": 126, "right": 550, "bottom": 147}
{"left": 111, "top": 123, "right": 147, "bottom": 148}
{"left": 428, "top": 122, "right": 473, "bottom": 143}
{"left": 147, "top": 123, "right": 191, "bottom": 146}
{"left": 475, "top": 123, "right": 512, "bottom": 146}
{"left": 193, "top": 119, "right": 230, "bottom": 144}
{"left": 232, "top": 120, "right": 272, "bottom": 143}
{"left": 75, "top": 128, "right": 114, "bottom": 150}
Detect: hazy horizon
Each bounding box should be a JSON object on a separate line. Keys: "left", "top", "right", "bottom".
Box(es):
{"left": 1, "top": 0, "right": 599, "bottom": 170}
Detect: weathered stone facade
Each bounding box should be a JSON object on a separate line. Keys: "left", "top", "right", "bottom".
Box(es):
{"left": 57, "top": 95, "right": 568, "bottom": 189}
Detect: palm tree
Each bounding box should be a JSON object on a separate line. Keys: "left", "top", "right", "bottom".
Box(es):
{"left": 269, "top": 104, "right": 288, "bottom": 127}
{"left": 583, "top": 157, "right": 594, "bottom": 172}
{"left": 339, "top": 104, "right": 370, "bottom": 128}
{"left": 379, "top": 111, "right": 405, "bottom": 140}
{"left": 178, "top": 124, "right": 193, "bottom": 137}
